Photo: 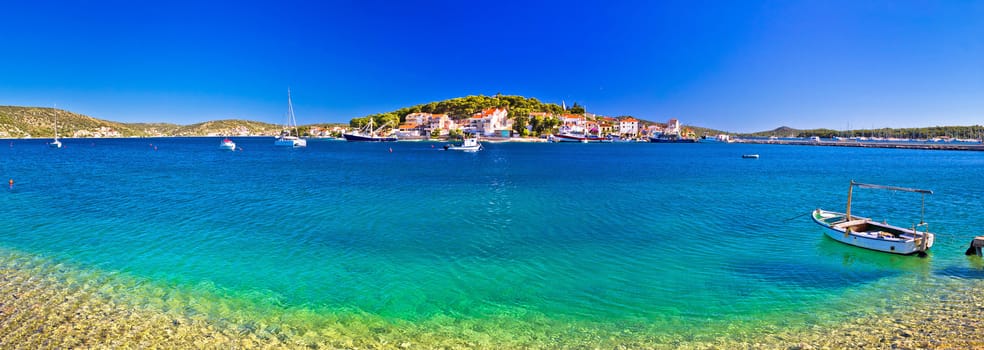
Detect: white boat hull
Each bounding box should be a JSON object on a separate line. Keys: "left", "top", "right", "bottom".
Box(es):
{"left": 812, "top": 209, "right": 933, "bottom": 255}
{"left": 274, "top": 137, "right": 307, "bottom": 148}
{"left": 446, "top": 145, "right": 481, "bottom": 152}
{"left": 219, "top": 142, "right": 236, "bottom": 150}
{"left": 444, "top": 138, "right": 482, "bottom": 152}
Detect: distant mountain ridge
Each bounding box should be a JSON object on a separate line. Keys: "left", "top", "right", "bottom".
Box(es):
{"left": 0, "top": 106, "right": 332, "bottom": 137}
{"left": 739, "top": 125, "right": 984, "bottom": 139}
{"left": 2, "top": 105, "right": 979, "bottom": 139}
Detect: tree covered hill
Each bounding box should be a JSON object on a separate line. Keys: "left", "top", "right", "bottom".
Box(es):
{"left": 351, "top": 94, "right": 570, "bottom": 127}
{"left": 349, "top": 94, "right": 731, "bottom": 136}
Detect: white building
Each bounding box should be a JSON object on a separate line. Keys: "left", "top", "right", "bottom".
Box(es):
{"left": 559, "top": 114, "right": 587, "bottom": 134}
{"left": 665, "top": 118, "right": 681, "bottom": 135}
{"left": 467, "top": 107, "right": 509, "bottom": 136}
{"left": 618, "top": 117, "right": 639, "bottom": 136}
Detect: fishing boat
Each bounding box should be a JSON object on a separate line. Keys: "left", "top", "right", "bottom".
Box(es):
{"left": 741, "top": 154, "right": 759, "bottom": 159}
{"left": 343, "top": 118, "right": 397, "bottom": 142}
{"left": 274, "top": 89, "right": 307, "bottom": 148}
{"left": 812, "top": 181, "right": 934, "bottom": 255}
{"left": 551, "top": 132, "right": 588, "bottom": 143}
{"left": 551, "top": 132, "right": 608, "bottom": 143}
{"left": 649, "top": 133, "right": 699, "bottom": 143}
{"left": 218, "top": 138, "right": 236, "bottom": 151}
{"left": 444, "top": 137, "right": 482, "bottom": 152}
{"left": 48, "top": 109, "right": 62, "bottom": 148}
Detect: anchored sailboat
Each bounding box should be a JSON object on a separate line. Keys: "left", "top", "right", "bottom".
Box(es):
{"left": 48, "top": 107, "right": 62, "bottom": 148}
{"left": 274, "top": 89, "right": 307, "bottom": 148}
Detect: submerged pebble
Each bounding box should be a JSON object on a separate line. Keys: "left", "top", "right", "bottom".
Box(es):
{"left": 0, "top": 250, "right": 981, "bottom": 348}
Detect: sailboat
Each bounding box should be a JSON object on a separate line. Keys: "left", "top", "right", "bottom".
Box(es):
{"left": 812, "top": 181, "right": 935, "bottom": 255}
{"left": 342, "top": 117, "right": 397, "bottom": 142}
{"left": 274, "top": 89, "right": 307, "bottom": 148}
{"left": 48, "top": 108, "right": 62, "bottom": 148}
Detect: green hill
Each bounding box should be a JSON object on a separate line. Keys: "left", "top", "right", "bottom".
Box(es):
{"left": 352, "top": 94, "right": 568, "bottom": 127}
{"left": 0, "top": 106, "right": 151, "bottom": 138}
{"left": 0, "top": 106, "right": 286, "bottom": 137}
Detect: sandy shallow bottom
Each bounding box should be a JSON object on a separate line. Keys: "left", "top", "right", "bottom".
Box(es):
{"left": 1, "top": 250, "right": 982, "bottom": 349}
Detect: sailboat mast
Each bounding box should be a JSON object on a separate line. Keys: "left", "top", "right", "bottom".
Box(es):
{"left": 287, "top": 89, "right": 298, "bottom": 137}
{"left": 53, "top": 104, "right": 58, "bottom": 140}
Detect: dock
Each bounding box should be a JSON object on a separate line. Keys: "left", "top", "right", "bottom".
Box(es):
{"left": 732, "top": 139, "right": 984, "bottom": 151}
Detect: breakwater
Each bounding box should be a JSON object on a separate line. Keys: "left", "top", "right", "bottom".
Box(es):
{"left": 733, "top": 139, "right": 984, "bottom": 151}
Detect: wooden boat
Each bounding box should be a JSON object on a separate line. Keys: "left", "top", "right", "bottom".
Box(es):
{"left": 812, "top": 181, "right": 934, "bottom": 255}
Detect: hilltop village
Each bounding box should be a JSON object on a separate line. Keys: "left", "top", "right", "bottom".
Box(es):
{"left": 310, "top": 107, "right": 696, "bottom": 141}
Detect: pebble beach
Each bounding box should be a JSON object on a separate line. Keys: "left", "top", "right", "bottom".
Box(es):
{"left": 2, "top": 249, "right": 982, "bottom": 349}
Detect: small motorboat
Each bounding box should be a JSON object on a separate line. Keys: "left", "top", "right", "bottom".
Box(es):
{"left": 444, "top": 137, "right": 482, "bottom": 152}
{"left": 219, "top": 138, "right": 236, "bottom": 151}
{"left": 741, "top": 154, "right": 759, "bottom": 159}
{"left": 812, "top": 181, "right": 934, "bottom": 255}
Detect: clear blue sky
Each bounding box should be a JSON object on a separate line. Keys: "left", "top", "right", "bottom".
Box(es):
{"left": 1, "top": 0, "right": 981, "bottom": 132}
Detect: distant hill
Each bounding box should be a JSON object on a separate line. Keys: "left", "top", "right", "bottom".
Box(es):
{"left": 740, "top": 126, "right": 807, "bottom": 138}
{"left": 0, "top": 106, "right": 289, "bottom": 137}
{"left": 350, "top": 94, "right": 732, "bottom": 137}
{"left": 0, "top": 106, "right": 150, "bottom": 138}
{"left": 171, "top": 119, "right": 282, "bottom": 136}
{"left": 740, "top": 125, "right": 984, "bottom": 139}
{"left": 683, "top": 125, "right": 729, "bottom": 137}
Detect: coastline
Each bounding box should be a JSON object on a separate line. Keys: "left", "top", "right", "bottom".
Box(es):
{"left": 2, "top": 247, "right": 981, "bottom": 349}
{"left": 733, "top": 138, "right": 984, "bottom": 152}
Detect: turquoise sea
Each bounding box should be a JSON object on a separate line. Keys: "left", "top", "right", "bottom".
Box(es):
{"left": 1, "top": 137, "right": 982, "bottom": 346}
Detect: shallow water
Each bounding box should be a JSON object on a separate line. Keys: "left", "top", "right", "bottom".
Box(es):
{"left": 1, "top": 137, "right": 982, "bottom": 346}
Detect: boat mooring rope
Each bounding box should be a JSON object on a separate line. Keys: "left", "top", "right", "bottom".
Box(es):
{"left": 783, "top": 212, "right": 811, "bottom": 222}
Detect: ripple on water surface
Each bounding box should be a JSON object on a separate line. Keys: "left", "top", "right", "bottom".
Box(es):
{"left": 1, "top": 139, "right": 982, "bottom": 346}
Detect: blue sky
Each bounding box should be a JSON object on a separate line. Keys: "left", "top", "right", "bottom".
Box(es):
{"left": 1, "top": 0, "right": 981, "bottom": 132}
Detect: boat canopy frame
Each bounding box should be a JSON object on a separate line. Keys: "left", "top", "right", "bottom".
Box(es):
{"left": 846, "top": 180, "right": 933, "bottom": 225}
